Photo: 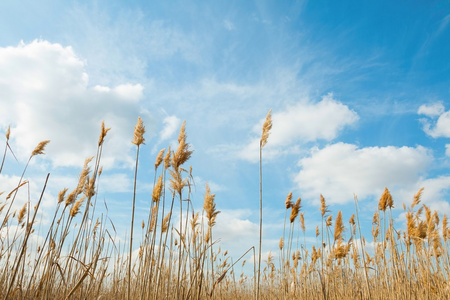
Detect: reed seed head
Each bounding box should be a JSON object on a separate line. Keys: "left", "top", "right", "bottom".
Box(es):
{"left": 320, "top": 194, "right": 328, "bottom": 217}
{"left": 65, "top": 188, "right": 78, "bottom": 207}
{"left": 150, "top": 206, "right": 157, "bottom": 230}
{"left": 152, "top": 175, "right": 163, "bottom": 203}
{"left": 334, "top": 210, "right": 344, "bottom": 242}
{"left": 412, "top": 187, "right": 424, "bottom": 208}
{"left": 77, "top": 157, "right": 93, "bottom": 195}
{"left": 164, "top": 146, "right": 171, "bottom": 170}
{"left": 17, "top": 203, "right": 27, "bottom": 224}
{"left": 31, "top": 140, "right": 50, "bottom": 157}
{"left": 285, "top": 191, "right": 293, "bottom": 209}
{"left": 300, "top": 212, "right": 305, "bottom": 233}
{"left": 279, "top": 237, "right": 284, "bottom": 250}
{"left": 162, "top": 213, "right": 171, "bottom": 233}
{"left": 70, "top": 196, "right": 85, "bottom": 217}
{"left": 172, "top": 121, "right": 193, "bottom": 170}
{"left": 349, "top": 214, "right": 355, "bottom": 226}
{"left": 155, "top": 148, "right": 165, "bottom": 170}
{"left": 378, "top": 187, "right": 393, "bottom": 211}
{"left": 260, "top": 109, "right": 272, "bottom": 148}
{"left": 98, "top": 121, "right": 111, "bottom": 146}
{"left": 58, "top": 188, "right": 69, "bottom": 204}
{"left": 203, "top": 183, "right": 220, "bottom": 227}
{"left": 5, "top": 125, "right": 10, "bottom": 140}
{"left": 132, "top": 116, "right": 145, "bottom": 146}
{"left": 169, "top": 169, "right": 186, "bottom": 195}
{"left": 289, "top": 197, "right": 301, "bottom": 223}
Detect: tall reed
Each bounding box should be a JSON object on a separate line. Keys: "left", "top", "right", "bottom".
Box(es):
{"left": 257, "top": 109, "right": 272, "bottom": 300}
{"left": 2, "top": 114, "right": 450, "bottom": 299}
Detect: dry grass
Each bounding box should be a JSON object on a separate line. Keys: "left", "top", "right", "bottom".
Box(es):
{"left": 1, "top": 116, "right": 450, "bottom": 299}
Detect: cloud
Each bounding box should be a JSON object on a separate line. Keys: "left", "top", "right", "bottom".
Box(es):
{"left": 99, "top": 173, "right": 133, "bottom": 193}
{"left": 192, "top": 176, "right": 226, "bottom": 193}
{"left": 418, "top": 102, "right": 445, "bottom": 117}
{"left": 0, "top": 40, "right": 148, "bottom": 168}
{"left": 402, "top": 176, "right": 450, "bottom": 214}
{"left": 446, "top": 144, "right": 450, "bottom": 157}
{"left": 294, "top": 143, "right": 433, "bottom": 205}
{"left": 0, "top": 173, "right": 59, "bottom": 226}
{"left": 214, "top": 209, "right": 258, "bottom": 246}
{"left": 224, "top": 20, "right": 235, "bottom": 31}
{"left": 418, "top": 103, "right": 450, "bottom": 138}
{"left": 63, "top": 6, "right": 203, "bottom": 86}
{"left": 159, "top": 115, "right": 181, "bottom": 142}
{"left": 239, "top": 94, "right": 359, "bottom": 162}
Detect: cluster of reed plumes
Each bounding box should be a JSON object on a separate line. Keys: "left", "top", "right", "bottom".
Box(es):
{"left": 1, "top": 115, "right": 450, "bottom": 299}
{"left": 0, "top": 119, "right": 236, "bottom": 300}
{"left": 269, "top": 188, "right": 450, "bottom": 300}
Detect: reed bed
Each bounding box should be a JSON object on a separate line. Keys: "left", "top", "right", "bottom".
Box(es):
{"left": 1, "top": 116, "right": 450, "bottom": 299}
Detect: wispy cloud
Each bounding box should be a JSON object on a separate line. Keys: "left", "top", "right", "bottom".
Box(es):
{"left": 159, "top": 115, "right": 181, "bottom": 142}
{"left": 418, "top": 102, "right": 445, "bottom": 117}
{"left": 63, "top": 5, "right": 203, "bottom": 86}
{"left": 223, "top": 20, "right": 235, "bottom": 31}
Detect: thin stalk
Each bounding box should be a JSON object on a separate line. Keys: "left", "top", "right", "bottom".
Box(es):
{"left": 257, "top": 145, "right": 263, "bottom": 300}
{"left": 128, "top": 144, "right": 140, "bottom": 300}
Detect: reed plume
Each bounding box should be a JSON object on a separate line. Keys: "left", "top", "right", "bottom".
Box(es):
{"left": 260, "top": 109, "right": 272, "bottom": 148}
{"left": 5, "top": 125, "right": 10, "bottom": 140}
{"left": 285, "top": 192, "right": 293, "bottom": 209}
{"left": 132, "top": 116, "right": 146, "bottom": 146}
{"left": 98, "top": 121, "right": 111, "bottom": 146}
{"left": 412, "top": 187, "right": 424, "bottom": 208}
{"left": 334, "top": 210, "right": 344, "bottom": 242}
{"left": 17, "top": 203, "right": 27, "bottom": 224}
{"left": 31, "top": 140, "right": 50, "bottom": 157}
{"left": 70, "top": 196, "right": 85, "bottom": 217}
{"left": 58, "top": 188, "right": 69, "bottom": 204}
{"left": 155, "top": 148, "right": 165, "bottom": 170}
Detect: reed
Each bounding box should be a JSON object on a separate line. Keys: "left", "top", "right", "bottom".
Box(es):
{"left": 1, "top": 114, "right": 450, "bottom": 299}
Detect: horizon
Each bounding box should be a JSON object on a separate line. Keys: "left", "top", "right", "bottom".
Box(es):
{"left": 1, "top": 0, "right": 450, "bottom": 267}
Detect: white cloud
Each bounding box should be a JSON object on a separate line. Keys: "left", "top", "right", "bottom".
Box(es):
{"left": 396, "top": 176, "right": 450, "bottom": 215}
{"left": 192, "top": 176, "right": 226, "bottom": 193}
{"left": 98, "top": 173, "right": 133, "bottom": 193}
{"left": 214, "top": 209, "right": 258, "bottom": 245}
{"left": 0, "top": 173, "right": 59, "bottom": 226}
{"left": 418, "top": 102, "right": 445, "bottom": 117}
{"left": 294, "top": 143, "right": 433, "bottom": 205}
{"left": 0, "top": 40, "right": 148, "bottom": 168}
{"left": 159, "top": 115, "right": 181, "bottom": 141}
{"left": 418, "top": 103, "right": 450, "bottom": 138}
{"left": 239, "top": 94, "right": 359, "bottom": 162}
{"left": 446, "top": 144, "right": 450, "bottom": 157}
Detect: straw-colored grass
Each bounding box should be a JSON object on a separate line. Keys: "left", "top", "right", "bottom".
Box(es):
{"left": 1, "top": 116, "right": 450, "bottom": 299}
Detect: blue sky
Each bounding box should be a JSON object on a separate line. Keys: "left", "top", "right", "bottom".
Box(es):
{"left": 1, "top": 0, "right": 450, "bottom": 261}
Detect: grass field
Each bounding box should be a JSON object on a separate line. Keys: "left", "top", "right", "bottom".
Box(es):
{"left": 1, "top": 116, "right": 450, "bottom": 299}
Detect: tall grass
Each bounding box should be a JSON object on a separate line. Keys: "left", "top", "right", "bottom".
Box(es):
{"left": 1, "top": 116, "right": 450, "bottom": 299}
{"left": 257, "top": 109, "right": 272, "bottom": 300}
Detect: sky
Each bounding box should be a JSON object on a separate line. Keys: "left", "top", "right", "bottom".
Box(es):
{"left": 1, "top": 0, "right": 450, "bottom": 264}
